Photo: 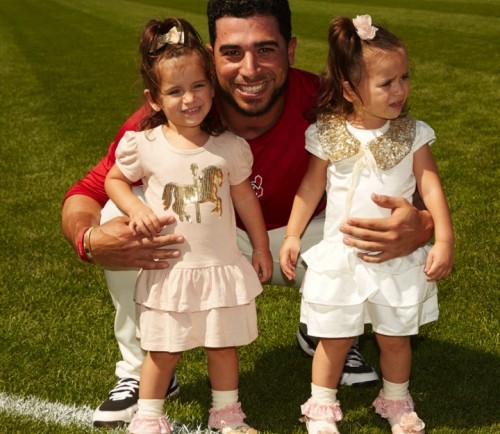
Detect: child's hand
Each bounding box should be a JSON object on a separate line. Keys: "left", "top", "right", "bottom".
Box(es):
{"left": 129, "top": 203, "right": 163, "bottom": 237}
{"left": 279, "top": 236, "right": 301, "bottom": 280}
{"left": 424, "top": 241, "right": 454, "bottom": 281}
{"left": 252, "top": 249, "right": 273, "bottom": 283}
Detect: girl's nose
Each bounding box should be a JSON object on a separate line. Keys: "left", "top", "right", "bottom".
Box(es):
{"left": 183, "top": 91, "right": 195, "bottom": 103}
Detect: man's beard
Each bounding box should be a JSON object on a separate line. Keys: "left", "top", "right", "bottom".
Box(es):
{"left": 217, "top": 81, "right": 286, "bottom": 117}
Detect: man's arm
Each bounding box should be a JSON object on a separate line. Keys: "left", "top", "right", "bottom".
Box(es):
{"left": 61, "top": 105, "right": 184, "bottom": 270}
{"left": 62, "top": 194, "right": 184, "bottom": 270}
{"left": 340, "top": 194, "right": 434, "bottom": 263}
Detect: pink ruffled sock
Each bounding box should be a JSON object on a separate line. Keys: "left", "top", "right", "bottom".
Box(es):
{"left": 300, "top": 384, "right": 342, "bottom": 433}
{"left": 372, "top": 380, "right": 425, "bottom": 433}
{"left": 208, "top": 396, "right": 257, "bottom": 433}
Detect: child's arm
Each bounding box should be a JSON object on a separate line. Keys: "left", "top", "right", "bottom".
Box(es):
{"left": 413, "top": 144, "right": 454, "bottom": 281}
{"left": 231, "top": 180, "right": 272, "bottom": 283}
{"left": 105, "top": 165, "right": 162, "bottom": 237}
{"left": 279, "top": 156, "right": 329, "bottom": 280}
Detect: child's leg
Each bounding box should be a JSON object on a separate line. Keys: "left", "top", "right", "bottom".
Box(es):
{"left": 302, "top": 337, "right": 355, "bottom": 434}
{"left": 128, "top": 351, "right": 182, "bottom": 434}
{"left": 139, "top": 351, "right": 182, "bottom": 399}
{"left": 375, "top": 334, "right": 411, "bottom": 384}
{"left": 373, "top": 334, "right": 425, "bottom": 434}
{"left": 206, "top": 347, "right": 256, "bottom": 434}
{"left": 207, "top": 346, "right": 239, "bottom": 391}
{"left": 313, "top": 338, "right": 355, "bottom": 388}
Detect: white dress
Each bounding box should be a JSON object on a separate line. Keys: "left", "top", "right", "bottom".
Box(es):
{"left": 300, "top": 115, "right": 439, "bottom": 337}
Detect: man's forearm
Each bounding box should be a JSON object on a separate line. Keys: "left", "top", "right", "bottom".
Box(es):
{"left": 61, "top": 194, "right": 103, "bottom": 249}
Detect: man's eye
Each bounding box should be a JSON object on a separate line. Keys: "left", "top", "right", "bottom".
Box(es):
{"left": 222, "top": 50, "right": 242, "bottom": 59}
{"left": 258, "top": 47, "right": 275, "bottom": 55}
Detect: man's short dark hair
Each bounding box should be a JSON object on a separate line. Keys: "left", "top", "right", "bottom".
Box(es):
{"left": 207, "top": 0, "right": 292, "bottom": 46}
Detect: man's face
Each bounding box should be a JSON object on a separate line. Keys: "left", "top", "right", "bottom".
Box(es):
{"left": 211, "top": 15, "right": 296, "bottom": 117}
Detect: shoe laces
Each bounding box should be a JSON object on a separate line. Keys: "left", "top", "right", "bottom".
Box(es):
{"left": 108, "top": 378, "right": 139, "bottom": 401}
{"left": 344, "top": 345, "right": 367, "bottom": 368}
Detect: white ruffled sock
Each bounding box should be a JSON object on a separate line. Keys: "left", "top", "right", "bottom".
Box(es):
{"left": 311, "top": 383, "right": 337, "bottom": 403}
{"left": 211, "top": 389, "right": 239, "bottom": 410}
{"left": 382, "top": 379, "right": 409, "bottom": 427}
{"left": 137, "top": 398, "right": 165, "bottom": 417}
{"left": 306, "top": 384, "right": 340, "bottom": 433}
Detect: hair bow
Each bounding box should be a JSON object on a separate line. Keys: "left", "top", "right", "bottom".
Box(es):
{"left": 152, "top": 26, "right": 185, "bottom": 53}
{"left": 352, "top": 15, "right": 378, "bottom": 40}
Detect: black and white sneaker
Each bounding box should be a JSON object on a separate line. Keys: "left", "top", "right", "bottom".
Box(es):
{"left": 296, "top": 323, "right": 379, "bottom": 387}
{"left": 92, "top": 374, "right": 180, "bottom": 428}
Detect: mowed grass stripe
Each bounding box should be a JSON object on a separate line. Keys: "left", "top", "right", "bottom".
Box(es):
{"left": 0, "top": 0, "right": 498, "bottom": 433}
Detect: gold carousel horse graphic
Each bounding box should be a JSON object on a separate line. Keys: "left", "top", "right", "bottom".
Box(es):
{"left": 162, "top": 163, "right": 223, "bottom": 223}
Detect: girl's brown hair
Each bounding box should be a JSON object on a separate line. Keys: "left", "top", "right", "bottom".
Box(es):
{"left": 138, "top": 17, "right": 224, "bottom": 135}
{"left": 315, "top": 16, "right": 407, "bottom": 117}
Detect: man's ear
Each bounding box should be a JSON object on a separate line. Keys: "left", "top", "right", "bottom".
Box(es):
{"left": 287, "top": 36, "right": 297, "bottom": 66}
{"left": 144, "top": 89, "right": 161, "bottom": 112}
{"left": 342, "top": 80, "right": 356, "bottom": 102}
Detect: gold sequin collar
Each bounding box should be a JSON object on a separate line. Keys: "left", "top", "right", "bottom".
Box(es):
{"left": 316, "top": 114, "right": 416, "bottom": 170}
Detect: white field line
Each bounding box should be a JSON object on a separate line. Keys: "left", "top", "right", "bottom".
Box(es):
{"left": 0, "top": 392, "right": 218, "bottom": 433}
{"left": 0, "top": 392, "right": 94, "bottom": 428}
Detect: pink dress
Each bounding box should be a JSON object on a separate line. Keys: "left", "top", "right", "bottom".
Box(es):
{"left": 115, "top": 126, "right": 263, "bottom": 351}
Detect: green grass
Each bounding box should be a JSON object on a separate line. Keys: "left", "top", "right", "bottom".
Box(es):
{"left": 0, "top": 0, "right": 499, "bottom": 433}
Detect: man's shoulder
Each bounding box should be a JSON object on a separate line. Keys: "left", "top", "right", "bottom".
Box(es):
{"left": 289, "top": 68, "right": 320, "bottom": 87}
{"left": 287, "top": 68, "right": 319, "bottom": 104}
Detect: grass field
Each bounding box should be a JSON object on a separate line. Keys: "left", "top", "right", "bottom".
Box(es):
{"left": 0, "top": 0, "right": 499, "bottom": 433}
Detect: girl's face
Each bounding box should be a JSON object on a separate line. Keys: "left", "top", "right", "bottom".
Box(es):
{"left": 347, "top": 47, "right": 409, "bottom": 129}
{"left": 146, "top": 52, "right": 215, "bottom": 133}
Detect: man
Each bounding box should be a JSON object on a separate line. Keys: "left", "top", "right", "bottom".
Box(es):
{"left": 62, "top": 0, "right": 434, "bottom": 428}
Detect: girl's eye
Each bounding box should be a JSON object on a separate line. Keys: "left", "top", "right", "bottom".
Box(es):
{"left": 167, "top": 89, "right": 181, "bottom": 96}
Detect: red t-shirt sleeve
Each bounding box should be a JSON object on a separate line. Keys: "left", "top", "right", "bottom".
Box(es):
{"left": 63, "top": 105, "right": 149, "bottom": 207}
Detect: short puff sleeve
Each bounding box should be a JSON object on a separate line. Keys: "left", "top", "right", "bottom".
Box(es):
{"left": 114, "top": 131, "right": 144, "bottom": 183}
{"left": 305, "top": 123, "right": 328, "bottom": 161}
{"left": 414, "top": 121, "right": 436, "bottom": 152}
{"left": 229, "top": 134, "right": 254, "bottom": 185}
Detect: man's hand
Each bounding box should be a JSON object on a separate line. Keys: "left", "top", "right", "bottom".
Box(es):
{"left": 340, "top": 194, "right": 434, "bottom": 263}
{"left": 90, "top": 215, "right": 184, "bottom": 270}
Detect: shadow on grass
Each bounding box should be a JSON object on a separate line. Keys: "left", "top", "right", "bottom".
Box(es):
{"left": 235, "top": 337, "right": 497, "bottom": 432}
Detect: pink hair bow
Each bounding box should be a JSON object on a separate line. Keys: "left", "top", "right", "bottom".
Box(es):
{"left": 353, "top": 15, "right": 378, "bottom": 40}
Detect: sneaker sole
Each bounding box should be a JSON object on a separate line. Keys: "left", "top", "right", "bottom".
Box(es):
{"left": 93, "top": 419, "right": 129, "bottom": 428}
{"left": 93, "top": 385, "right": 180, "bottom": 428}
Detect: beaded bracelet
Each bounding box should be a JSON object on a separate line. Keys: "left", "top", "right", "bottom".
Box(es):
{"left": 283, "top": 234, "right": 300, "bottom": 240}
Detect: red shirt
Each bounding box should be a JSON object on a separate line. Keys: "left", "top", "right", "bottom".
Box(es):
{"left": 64, "top": 68, "right": 324, "bottom": 230}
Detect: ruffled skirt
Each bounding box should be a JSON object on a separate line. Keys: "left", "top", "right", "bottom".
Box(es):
{"left": 137, "top": 300, "right": 258, "bottom": 352}
{"left": 136, "top": 255, "right": 262, "bottom": 312}
{"left": 135, "top": 254, "right": 262, "bottom": 351}
{"left": 300, "top": 241, "right": 438, "bottom": 337}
